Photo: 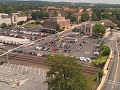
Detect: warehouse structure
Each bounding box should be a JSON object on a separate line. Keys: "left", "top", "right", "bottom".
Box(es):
{"left": 0, "top": 36, "right": 31, "bottom": 45}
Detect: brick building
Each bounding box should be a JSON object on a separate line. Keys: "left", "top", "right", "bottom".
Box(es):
{"left": 40, "top": 6, "right": 64, "bottom": 17}
{"left": 43, "top": 14, "right": 70, "bottom": 30}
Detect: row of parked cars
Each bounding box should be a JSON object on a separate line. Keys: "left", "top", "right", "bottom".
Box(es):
{"left": 76, "top": 57, "right": 92, "bottom": 63}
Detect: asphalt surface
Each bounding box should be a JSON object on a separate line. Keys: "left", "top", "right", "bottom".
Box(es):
{"left": 102, "top": 31, "right": 120, "bottom": 90}
{"left": 0, "top": 63, "right": 48, "bottom": 90}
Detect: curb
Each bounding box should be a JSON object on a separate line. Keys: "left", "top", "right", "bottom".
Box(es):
{"left": 96, "top": 48, "right": 113, "bottom": 90}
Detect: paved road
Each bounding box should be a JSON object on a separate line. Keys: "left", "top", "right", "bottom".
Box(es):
{"left": 102, "top": 31, "right": 120, "bottom": 90}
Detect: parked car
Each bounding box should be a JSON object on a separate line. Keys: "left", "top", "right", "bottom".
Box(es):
{"left": 0, "top": 43, "right": 5, "bottom": 49}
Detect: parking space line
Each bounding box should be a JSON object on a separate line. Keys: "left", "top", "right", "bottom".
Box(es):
{"left": 4, "top": 63, "right": 8, "bottom": 68}
{"left": 1, "top": 76, "right": 3, "bottom": 79}
{"left": 25, "top": 66, "right": 28, "bottom": 72}
{"left": 9, "top": 64, "right": 12, "bottom": 70}
{"left": 29, "top": 67, "right": 32, "bottom": 73}
{"left": 13, "top": 64, "right": 16, "bottom": 70}
{"left": 34, "top": 68, "right": 36, "bottom": 74}
{"left": 0, "top": 65, "right": 3, "bottom": 68}
{"left": 39, "top": 68, "right": 41, "bottom": 75}
{"left": 17, "top": 65, "right": 20, "bottom": 71}
{"left": 21, "top": 66, "right": 24, "bottom": 72}
{"left": 0, "top": 76, "right": 3, "bottom": 79}
{"left": 42, "top": 69, "right": 45, "bottom": 76}
{"left": 10, "top": 78, "right": 13, "bottom": 82}
{"left": 3, "top": 63, "right": 6, "bottom": 65}
{"left": 5, "top": 77, "right": 8, "bottom": 81}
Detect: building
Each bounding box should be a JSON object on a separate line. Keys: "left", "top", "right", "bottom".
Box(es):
{"left": 40, "top": 6, "right": 64, "bottom": 17}
{"left": 75, "top": 21, "right": 96, "bottom": 36}
{"left": 43, "top": 14, "right": 70, "bottom": 30}
{"left": 0, "top": 13, "right": 27, "bottom": 25}
{"left": 0, "top": 36, "right": 30, "bottom": 45}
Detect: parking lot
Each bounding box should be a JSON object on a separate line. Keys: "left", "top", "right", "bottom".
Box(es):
{"left": 10, "top": 31, "right": 99, "bottom": 63}
{"left": 0, "top": 63, "right": 48, "bottom": 90}
{"left": 0, "top": 29, "right": 100, "bottom": 64}
{"left": 0, "top": 27, "right": 53, "bottom": 41}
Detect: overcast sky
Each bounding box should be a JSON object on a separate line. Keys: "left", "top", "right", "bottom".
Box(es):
{"left": 40, "top": 0, "right": 120, "bottom": 4}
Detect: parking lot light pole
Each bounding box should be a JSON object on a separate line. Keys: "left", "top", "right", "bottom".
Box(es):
{"left": 7, "top": 53, "right": 9, "bottom": 63}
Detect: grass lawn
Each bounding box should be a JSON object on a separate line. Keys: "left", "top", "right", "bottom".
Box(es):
{"left": 87, "top": 74, "right": 99, "bottom": 90}
{"left": 24, "top": 23, "right": 41, "bottom": 27}
{"left": 92, "top": 56, "right": 108, "bottom": 66}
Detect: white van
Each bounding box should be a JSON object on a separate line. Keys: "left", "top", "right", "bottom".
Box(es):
{"left": 0, "top": 43, "right": 5, "bottom": 49}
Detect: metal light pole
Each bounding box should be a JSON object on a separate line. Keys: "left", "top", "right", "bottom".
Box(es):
{"left": 7, "top": 53, "right": 9, "bottom": 63}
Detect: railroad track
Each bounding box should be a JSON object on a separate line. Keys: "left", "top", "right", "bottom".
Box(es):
{"left": 0, "top": 51, "right": 100, "bottom": 75}
{"left": 0, "top": 52, "right": 46, "bottom": 65}
{"left": 82, "top": 65, "right": 100, "bottom": 75}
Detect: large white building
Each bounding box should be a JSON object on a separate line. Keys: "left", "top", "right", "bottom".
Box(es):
{"left": 0, "top": 13, "right": 27, "bottom": 25}
{"left": 75, "top": 21, "right": 96, "bottom": 36}
{"left": 0, "top": 36, "right": 31, "bottom": 45}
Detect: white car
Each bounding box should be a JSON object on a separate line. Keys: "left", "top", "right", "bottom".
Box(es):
{"left": 86, "top": 58, "right": 92, "bottom": 62}
{"left": 79, "top": 57, "right": 85, "bottom": 61}
{"left": 35, "top": 46, "right": 42, "bottom": 50}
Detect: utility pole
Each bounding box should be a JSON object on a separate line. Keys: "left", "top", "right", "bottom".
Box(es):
{"left": 7, "top": 53, "right": 9, "bottom": 63}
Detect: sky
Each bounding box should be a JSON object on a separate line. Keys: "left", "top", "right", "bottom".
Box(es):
{"left": 40, "top": 0, "right": 120, "bottom": 4}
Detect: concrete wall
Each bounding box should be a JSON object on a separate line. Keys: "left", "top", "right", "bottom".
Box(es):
{"left": 0, "top": 16, "right": 27, "bottom": 25}
{"left": 0, "top": 18, "right": 11, "bottom": 25}
{"left": 17, "top": 16, "right": 27, "bottom": 22}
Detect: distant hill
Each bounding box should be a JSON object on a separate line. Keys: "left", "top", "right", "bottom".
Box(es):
{"left": 0, "top": 0, "right": 119, "bottom": 8}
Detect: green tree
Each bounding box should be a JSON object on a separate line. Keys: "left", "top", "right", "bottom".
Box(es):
{"left": 17, "top": 21, "right": 25, "bottom": 25}
{"left": 114, "top": 12, "right": 120, "bottom": 20}
{"left": 81, "top": 12, "right": 89, "bottom": 22}
{"left": 46, "top": 54, "right": 90, "bottom": 90}
{"left": 98, "top": 70, "right": 103, "bottom": 84}
{"left": 53, "top": 11, "right": 58, "bottom": 17}
{"left": 93, "top": 23, "right": 106, "bottom": 38}
{"left": 1, "top": 23, "right": 7, "bottom": 29}
{"left": 92, "top": 12, "right": 97, "bottom": 21}
{"left": 71, "top": 16, "right": 77, "bottom": 22}
{"left": 66, "top": 12, "right": 77, "bottom": 23}
{"left": 93, "top": 9, "right": 102, "bottom": 21}
{"left": 100, "top": 45, "right": 110, "bottom": 56}
{"left": 102, "top": 13, "right": 111, "bottom": 20}
{"left": 117, "top": 21, "right": 120, "bottom": 27}
{"left": 110, "top": 15, "right": 117, "bottom": 23}
{"left": 31, "top": 11, "right": 49, "bottom": 20}
{"left": 56, "top": 24, "right": 63, "bottom": 32}
{"left": 4, "top": 6, "right": 15, "bottom": 14}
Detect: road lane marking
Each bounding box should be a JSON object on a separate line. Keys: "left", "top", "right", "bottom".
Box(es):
{"left": 114, "top": 42, "right": 119, "bottom": 82}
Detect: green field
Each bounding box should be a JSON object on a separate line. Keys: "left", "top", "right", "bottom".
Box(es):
{"left": 92, "top": 56, "right": 108, "bottom": 66}
{"left": 24, "top": 23, "right": 41, "bottom": 27}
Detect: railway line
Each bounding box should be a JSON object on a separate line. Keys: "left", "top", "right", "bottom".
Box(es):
{"left": 0, "top": 51, "right": 100, "bottom": 75}
{"left": 0, "top": 52, "right": 46, "bottom": 66}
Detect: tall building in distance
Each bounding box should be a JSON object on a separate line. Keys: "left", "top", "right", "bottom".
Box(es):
{"left": 43, "top": 14, "right": 70, "bottom": 30}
